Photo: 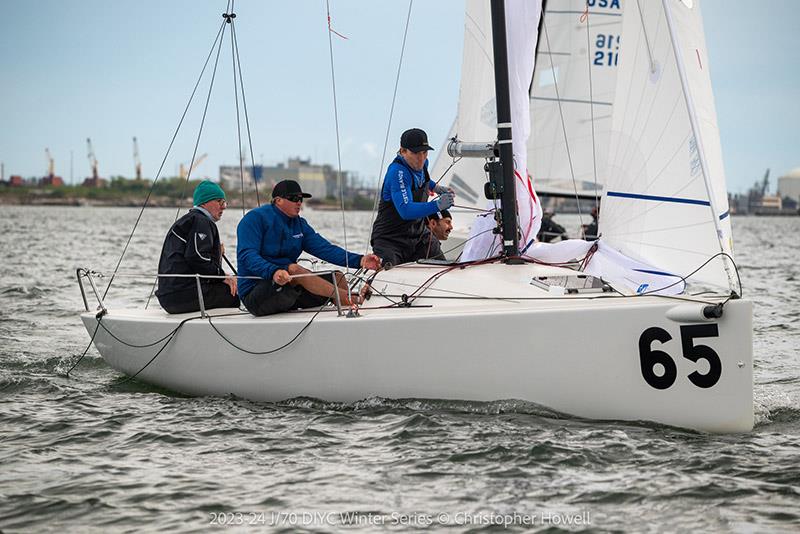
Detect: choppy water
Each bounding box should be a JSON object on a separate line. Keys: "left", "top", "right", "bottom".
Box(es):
{"left": 1, "top": 206, "right": 798, "bottom": 533}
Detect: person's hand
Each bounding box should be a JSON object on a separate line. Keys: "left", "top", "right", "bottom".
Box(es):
{"left": 433, "top": 183, "right": 454, "bottom": 196}
{"left": 436, "top": 192, "right": 455, "bottom": 211}
{"left": 360, "top": 254, "right": 382, "bottom": 271}
{"left": 272, "top": 269, "right": 291, "bottom": 285}
{"left": 223, "top": 275, "right": 237, "bottom": 296}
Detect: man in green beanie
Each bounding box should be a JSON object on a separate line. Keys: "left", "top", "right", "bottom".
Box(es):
{"left": 155, "top": 180, "right": 239, "bottom": 314}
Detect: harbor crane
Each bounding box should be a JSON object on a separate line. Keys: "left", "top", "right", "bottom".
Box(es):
{"left": 86, "top": 138, "right": 99, "bottom": 180}
{"left": 179, "top": 153, "right": 208, "bottom": 179}
{"left": 133, "top": 137, "right": 142, "bottom": 180}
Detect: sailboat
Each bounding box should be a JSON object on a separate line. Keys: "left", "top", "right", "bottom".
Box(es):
{"left": 79, "top": 0, "right": 753, "bottom": 433}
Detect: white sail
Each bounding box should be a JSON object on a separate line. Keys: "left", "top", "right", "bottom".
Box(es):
{"left": 530, "top": 0, "right": 625, "bottom": 195}
{"left": 601, "top": 0, "right": 734, "bottom": 288}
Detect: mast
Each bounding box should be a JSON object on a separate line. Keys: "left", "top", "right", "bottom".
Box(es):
{"left": 661, "top": 0, "right": 737, "bottom": 293}
{"left": 489, "top": 0, "right": 519, "bottom": 258}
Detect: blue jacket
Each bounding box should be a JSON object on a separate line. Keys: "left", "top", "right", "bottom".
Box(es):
{"left": 380, "top": 156, "right": 439, "bottom": 220}
{"left": 236, "top": 204, "right": 362, "bottom": 298}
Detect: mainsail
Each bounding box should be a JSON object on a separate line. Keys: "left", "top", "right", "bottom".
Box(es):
{"left": 601, "top": 0, "right": 735, "bottom": 289}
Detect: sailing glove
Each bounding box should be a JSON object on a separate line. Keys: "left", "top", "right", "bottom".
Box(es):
{"left": 436, "top": 192, "right": 455, "bottom": 211}
{"left": 433, "top": 183, "right": 453, "bottom": 195}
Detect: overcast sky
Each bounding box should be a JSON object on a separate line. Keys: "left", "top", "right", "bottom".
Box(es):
{"left": 1, "top": 0, "right": 797, "bottom": 194}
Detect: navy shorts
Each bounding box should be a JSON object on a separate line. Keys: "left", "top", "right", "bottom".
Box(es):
{"left": 241, "top": 277, "right": 333, "bottom": 317}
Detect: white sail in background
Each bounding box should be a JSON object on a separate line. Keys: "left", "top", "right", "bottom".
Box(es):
{"left": 530, "top": 0, "right": 625, "bottom": 194}
{"left": 601, "top": 0, "right": 733, "bottom": 288}
{"left": 432, "top": 0, "right": 626, "bottom": 247}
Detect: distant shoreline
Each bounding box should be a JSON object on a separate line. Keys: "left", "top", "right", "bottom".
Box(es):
{"left": 0, "top": 190, "right": 375, "bottom": 210}
{"left": 0, "top": 196, "right": 377, "bottom": 211}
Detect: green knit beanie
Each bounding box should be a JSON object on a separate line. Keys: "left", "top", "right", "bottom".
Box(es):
{"left": 193, "top": 180, "right": 226, "bottom": 206}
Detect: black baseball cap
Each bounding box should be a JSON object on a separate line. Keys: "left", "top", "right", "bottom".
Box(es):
{"left": 272, "top": 179, "right": 312, "bottom": 199}
{"left": 426, "top": 209, "right": 452, "bottom": 222}
{"left": 400, "top": 128, "right": 434, "bottom": 153}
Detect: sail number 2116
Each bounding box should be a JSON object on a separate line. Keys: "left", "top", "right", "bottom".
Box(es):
{"left": 638, "top": 325, "right": 722, "bottom": 389}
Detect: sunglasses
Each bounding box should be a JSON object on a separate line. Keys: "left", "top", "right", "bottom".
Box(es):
{"left": 284, "top": 195, "right": 304, "bottom": 203}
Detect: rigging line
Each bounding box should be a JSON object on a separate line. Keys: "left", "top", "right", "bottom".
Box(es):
{"left": 433, "top": 155, "right": 462, "bottom": 185}
{"left": 106, "top": 19, "right": 227, "bottom": 302}
{"left": 98, "top": 313, "right": 208, "bottom": 385}
{"left": 231, "top": 18, "right": 261, "bottom": 207}
{"left": 96, "top": 319, "right": 183, "bottom": 349}
{"left": 207, "top": 298, "right": 330, "bottom": 355}
{"left": 173, "top": 15, "right": 229, "bottom": 223}
{"left": 365, "top": 0, "right": 414, "bottom": 256}
{"left": 227, "top": 5, "right": 247, "bottom": 215}
{"left": 636, "top": 252, "right": 741, "bottom": 298}
{"left": 634, "top": 0, "right": 657, "bottom": 74}
{"left": 542, "top": 17, "right": 585, "bottom": 229}
{"left": 147, "top": 19, "right": 230, "bottom": 308}
{"left": 442, "top": 228, "right": 494, "bottom": 255}
{"left": 324, "top": 0, "right": 352, "bottom": 301}
{"left": 583, "top": 2, "right": 600, "bottom": 211}
{"left": 62, "top": 311, "right": 104, "bottom": 376}
{"left": 453, "top": 204, "right": 494, "bottom": 213}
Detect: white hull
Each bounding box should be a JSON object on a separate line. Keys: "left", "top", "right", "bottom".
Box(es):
{"left": 82, "top": 263, "right": 753, "bottom": 432}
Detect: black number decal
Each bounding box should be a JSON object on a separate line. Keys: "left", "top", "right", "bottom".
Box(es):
{"left": 680, "top": 324, "right": 722, "bottom": 388}
{"left": 638, "top": 327, "right": 677, "bottom": 390}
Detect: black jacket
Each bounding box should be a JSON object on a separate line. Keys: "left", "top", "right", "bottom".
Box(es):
{"left": 156, "top": 209, "right": 225, "bottom": 297}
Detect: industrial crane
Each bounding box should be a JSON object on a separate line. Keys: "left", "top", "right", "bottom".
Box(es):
{"left": 179, "top": 153, "right": 208, "bottom": 179}
{"left": 133, "top": 137, "right": 142, "bottom": 180}
{"left": 45, "top": 148, "right": 54, "bottom": 179}
{"left": 86, "top": 138, "right": 99, "bottom": 180}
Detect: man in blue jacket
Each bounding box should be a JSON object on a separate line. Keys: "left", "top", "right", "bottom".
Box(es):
{"left": 370, "top": 128, "right": 455, "bottom": 266}
{"left": 237, "top": 180, "right": 382, "bottom": 316}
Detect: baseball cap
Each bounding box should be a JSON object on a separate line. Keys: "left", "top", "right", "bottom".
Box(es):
{"left": 400, "top": 128, "right": 434, "bottom": 153}
{"left": 272, "top": 179, "right": 312, "bottom": 199}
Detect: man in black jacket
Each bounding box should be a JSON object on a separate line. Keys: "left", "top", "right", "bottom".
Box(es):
{"left": 156, "top": 180, "right": 239, "bottom": 314}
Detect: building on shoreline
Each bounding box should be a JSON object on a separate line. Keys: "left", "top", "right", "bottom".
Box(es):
{"left": 778, "top": 167, "right": 800, "bottom": 208}
{"left": 220, "top": 157, "right": 352, "bottom": 200}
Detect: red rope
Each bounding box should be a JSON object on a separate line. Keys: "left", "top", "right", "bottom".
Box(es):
{"left": 327, "top": 15, "right": 349, "bottom": 40}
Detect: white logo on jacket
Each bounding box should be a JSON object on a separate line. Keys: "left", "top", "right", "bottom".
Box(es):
{"left": 292, "top": 233, "right": 303, "bottom": 239}
{"left": 398, "top": 170, "right": 409, "bottom": 204}
{"left": 198, "top": 233, "right": 207, "bottom": 240}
